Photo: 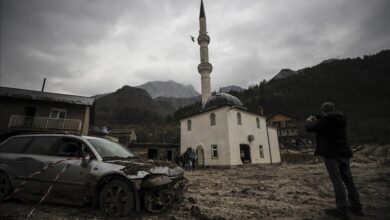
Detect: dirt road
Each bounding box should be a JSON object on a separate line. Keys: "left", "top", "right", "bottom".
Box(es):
{"left": 1, "top": 149, "right": 389, "bottom": 220}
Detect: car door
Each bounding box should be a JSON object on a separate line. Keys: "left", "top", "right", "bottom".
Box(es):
{"left": 11, "top": 136, "right": 60, "bottom": 200}
{"left": 0, "top": 136, "right": 33, "bottom": 187}
{"left": 45, "top": 137, "right": 94, "bottom": 205}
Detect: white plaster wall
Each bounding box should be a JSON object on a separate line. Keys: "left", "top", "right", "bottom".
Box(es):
{"left": 268, "top": 127, "right": 281, "bottom": 163}
{"left": 180, "top": 107, "right": 281, "bottom": 166}
{"left": 227, "top": 108, "right": 272, "bottom": 165}
{"left": 180, "top": 107, "right": 231, "bottom": 166}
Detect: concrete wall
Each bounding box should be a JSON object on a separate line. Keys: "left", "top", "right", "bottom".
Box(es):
{"left": 180, "top": 107, "right": 281, "bottom": 166}
{"left": 268, "top": 127, "right": 281, "bottom": 163}
{"left": 180, "top": 107, "right": 231, "bottom": 166}
{"left": 130, "top": 147, "right": 180, "bottom": 161}
{"left": 227, "top": 108, "right": 272, "bottom": 165}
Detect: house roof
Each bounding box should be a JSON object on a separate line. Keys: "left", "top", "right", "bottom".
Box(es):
{"left": 0, "top": 86, "right": 94, "bottom": 106}
{"left": 266, "top": 111, "right": 297, "bottom": 120}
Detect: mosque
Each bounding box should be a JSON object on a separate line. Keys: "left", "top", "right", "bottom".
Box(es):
{"left": 180, "top": 1, "right": 281, "bottom": 167}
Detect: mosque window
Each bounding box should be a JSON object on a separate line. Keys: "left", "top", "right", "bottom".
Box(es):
{"left": 259, "top": 145, "right": 264, "bottom": 158}
{"left": 211, "top": 144, "right": 218, "bottom": 159}
{"left": 210, "top": 113, "right": 216, "bottom": 126}
{"left": 237, "top": 112, "right": 242, "bottom": 125}
{"left": 187, "top": 120, "right": 192, "bottom": 131}
{"left": 256, "top": 117, "right": 260, "bottom": 129}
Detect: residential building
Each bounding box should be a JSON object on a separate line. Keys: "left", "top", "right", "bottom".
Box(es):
{"left": 127, "top": 143, "right": 180, "bottom": 162}
{"left": 267, "top": 111, "right": 299, "bottom": 148}
{"left": 0, "top": 86, "right": 94, "bottom": 137}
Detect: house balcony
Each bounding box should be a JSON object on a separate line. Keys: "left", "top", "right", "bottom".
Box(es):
{"left": 8, "top": 115, "right": 82, "bottom": 132}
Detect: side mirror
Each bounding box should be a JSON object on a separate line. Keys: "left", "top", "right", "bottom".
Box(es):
{"left": 81, "top": 153, "right": 91, "bottom": 167}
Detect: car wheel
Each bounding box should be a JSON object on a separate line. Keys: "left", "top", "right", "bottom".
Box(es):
{"left": 0, "top": 172, "right": 11, "bottom": 201}
{"left": 99, "top": 179, "right": 135, "bottom": 216}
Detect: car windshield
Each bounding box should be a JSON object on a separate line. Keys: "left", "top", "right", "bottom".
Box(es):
{"left": 87, "top": 138, "right": 137, "bottom": 160}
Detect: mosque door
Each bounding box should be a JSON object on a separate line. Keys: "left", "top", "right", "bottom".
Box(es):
{"left": 196, "top": 146, "right": 205, "bottom": 167}
{"left": 240, "top": 144, "right": 251, "bottom": 164}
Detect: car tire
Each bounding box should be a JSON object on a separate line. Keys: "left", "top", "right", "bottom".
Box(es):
{"left": 0, "top": 172, "right": 11, "bottom": 201}
{"left": 99, "top": 179, "right": 135, "bottom": 216}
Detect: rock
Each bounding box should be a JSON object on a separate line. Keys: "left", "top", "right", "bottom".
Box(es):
{"left": 212, "top": 215, "right": 226, "bottom": 220}
{"left": 267, "top": 194, "right": 276, "bottom": 200}
{"left": 200, "top": 213, "right": 210, "bottom": 220}
{"left": 190, "top": 205, "right": 202, "bottom": 217}
{"left": 183, "top": 206, "right": 190, "bottom": 212}
{"left": 241, "top": 188, "right": 250, "bottom": 194}
{"left": 188, "top": 197, "right": 197, "bottom": 204}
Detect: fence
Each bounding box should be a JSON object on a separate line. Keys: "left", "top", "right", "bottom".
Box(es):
{"left": 8, "top": 115, "right": 82, "bottom": 132}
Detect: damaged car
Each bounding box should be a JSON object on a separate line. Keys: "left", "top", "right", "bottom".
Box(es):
{"left": 0, "top": 134, "right": 187, "bottom": 216}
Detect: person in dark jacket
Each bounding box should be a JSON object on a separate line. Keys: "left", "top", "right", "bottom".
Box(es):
{"left": 306, "top": 102, "right": 363, "bottom": 220}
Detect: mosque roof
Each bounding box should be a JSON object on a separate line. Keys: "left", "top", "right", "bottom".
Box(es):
{"left": 202, "top": 92, "right": 244, "bottom": 110}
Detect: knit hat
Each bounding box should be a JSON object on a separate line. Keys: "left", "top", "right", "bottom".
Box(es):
{"left": 321, "top": 102, "right": 336, "bottom": 113}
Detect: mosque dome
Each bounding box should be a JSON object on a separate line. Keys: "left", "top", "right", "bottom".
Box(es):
{"left": 202, "top": 93, "right": 244, "bottom": 110}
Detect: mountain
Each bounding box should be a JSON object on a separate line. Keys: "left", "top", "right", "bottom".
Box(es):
{"left": 92, "top": 92, "right": 111, "bottom": 100}
{"left": 220, "top": 85, "right": 244, "bottom": 93}
{"left": 320, "top": 58, "right": 340, "bottom": 65}
{"left": 243, "top": 50, "right": 390, "bottom": 143}
{"left": 156, "top": 96, "right": 199, "bottom": 109}
{"left": 271, "top": 69, "right": 297, "bottom": 80}
{"left": 94, "top": 85, "right": 175, "bottom": 125}
{"left": 136, "top": 80, "right": 199, "bottom": 98}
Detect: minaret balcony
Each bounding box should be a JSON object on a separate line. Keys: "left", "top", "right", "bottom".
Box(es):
{"left": 198, "top": 62, "right": 213, "bottom": 73}
{"left": 197, "top": 34, "right": 210, "bottom": 44}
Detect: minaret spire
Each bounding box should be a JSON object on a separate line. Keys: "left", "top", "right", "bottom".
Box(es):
{"left": 199, "top": 0, "right": 206, "bottom": 19}
{"left": 197, "top": 0, "right": 212, "bottom": 106}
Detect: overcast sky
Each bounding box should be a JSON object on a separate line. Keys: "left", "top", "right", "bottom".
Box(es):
{"left": 1, "top": 0, "right": 389, "bottom": 96}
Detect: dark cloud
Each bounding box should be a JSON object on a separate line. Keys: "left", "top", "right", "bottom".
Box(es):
{"left": 1, "top": 0, "right": 389, "bottom": 96}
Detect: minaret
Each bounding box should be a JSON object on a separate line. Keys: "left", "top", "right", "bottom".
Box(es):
{"left": 197, "top": 0, "right": 213, "bottom": 106}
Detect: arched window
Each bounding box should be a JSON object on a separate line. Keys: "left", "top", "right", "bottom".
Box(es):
{"left": 237, "top": 112, "right": 242, "bottom": 125}
{"left": 256, "top": 117, "right": 260, "bottom": 129}
{"left": 187, "top": 120, "right": 192, "bottom": 131}
{"left": 210, "top": 113, "right": 216, "bottom": 126}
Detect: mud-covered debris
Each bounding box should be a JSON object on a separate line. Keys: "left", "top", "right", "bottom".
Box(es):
{"left": 210, "top": 192, "right": 219, "bottom": 196}
{"left": 2, "top": 151, "right": 389, "bottom": 220}
{"left": 189, "top": 205, "right": 210, "bottom": 220}
{"left": 187, "top": 197, "right": 197, "bottom": 204}
{"left": 211, "top": 216, "right": 226, "bottom": 220}
{"left": 169, "top": 216, "right": 178, "bottom": 220}
{"left": 108, "top": 158, "right": 177, "bottom": 175}
{"left": 241, "top": 187, "right": 250, "bottom": 194}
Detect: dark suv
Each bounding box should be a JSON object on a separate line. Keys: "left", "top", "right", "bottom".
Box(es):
{"left": 0, "top": 134, "right": 186, "bottom": 216}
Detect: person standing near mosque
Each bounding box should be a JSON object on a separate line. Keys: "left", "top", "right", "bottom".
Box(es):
{"left": 306, "top": 102, "right": 363, "bottom": 220}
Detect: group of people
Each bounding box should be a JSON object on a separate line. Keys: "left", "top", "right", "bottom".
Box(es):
{"left": 175, "top": 147, "right": 198, "bottom": 171}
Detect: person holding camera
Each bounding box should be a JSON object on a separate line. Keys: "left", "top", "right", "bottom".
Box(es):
{"left": 306, "top": 102, "right": 363, "bottom": 220}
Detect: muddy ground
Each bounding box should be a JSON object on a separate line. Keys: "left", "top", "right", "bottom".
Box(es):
{"left": 1, "top": 145, "right": 389, "bottom": 220}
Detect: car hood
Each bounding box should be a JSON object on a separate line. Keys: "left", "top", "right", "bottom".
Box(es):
{"left": 105, "top": 159, "right": 184, "bottom": 179}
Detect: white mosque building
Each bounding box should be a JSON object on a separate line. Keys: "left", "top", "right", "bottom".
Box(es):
{"left": 180, "top": 0, "right": 281, "bottom": 167}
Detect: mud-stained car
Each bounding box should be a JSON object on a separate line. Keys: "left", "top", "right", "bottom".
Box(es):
{"left": 0, "top": 134, "right": 187, "bottom": 216}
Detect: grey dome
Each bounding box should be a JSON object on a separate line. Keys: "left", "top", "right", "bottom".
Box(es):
{"left": 202, "top": 93, "right": 244, "bottom": 110}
